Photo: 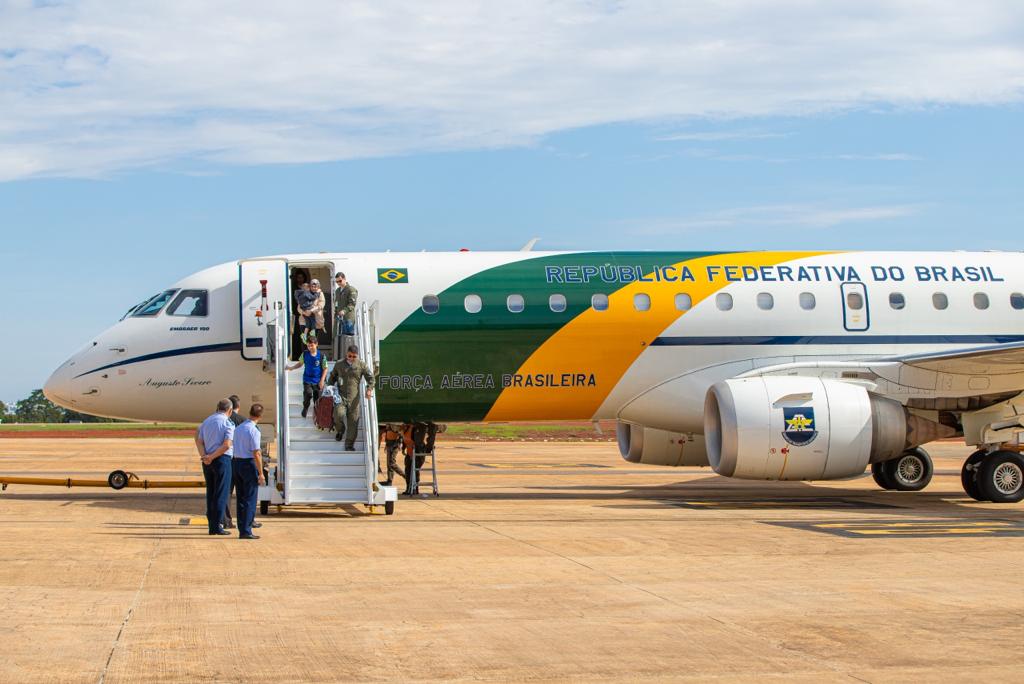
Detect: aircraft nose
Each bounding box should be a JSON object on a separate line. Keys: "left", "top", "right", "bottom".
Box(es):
{"left": 43, "top": 357, "right": 77, "bottom": 410}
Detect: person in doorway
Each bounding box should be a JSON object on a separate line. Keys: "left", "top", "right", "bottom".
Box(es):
{"left": 334, "top": 272, "right": 358, "bottom": 338}
{"left": 195, "top": 398, "right": 235, "bottom": 536}
{"left": 286, "top": 337, "right": 327, "bottom": 418}
{"left": 305, "top": 279, "right": 327, "bottom": 344}
{"left": 294, "top": 281, "right": 316, "bottom": 342}
{"left": 289, "top": 269, "right": 311, "bottom": 360}
{"left": 327, "top": 345, "right": 374, "bottom": 450}
{"left": 232, "top": 403, "right": 267, "bottom": 540}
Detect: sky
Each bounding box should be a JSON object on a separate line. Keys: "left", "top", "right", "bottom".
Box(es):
{"left": 1, "top": 1, "right": 1023, "bottom": 402}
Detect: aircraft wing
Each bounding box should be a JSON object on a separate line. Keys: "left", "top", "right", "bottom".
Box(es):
{"left": 743, "top": 340, "right": 1024, "bottom": 406}
{"left": 889, "top": 341, "right": 1024, "bottom": 376}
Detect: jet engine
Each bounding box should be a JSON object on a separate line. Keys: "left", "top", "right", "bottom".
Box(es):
{"left": 703, "top": 376, "right": 955, "bottom": 480}
{"left": 617, "top": 422, "right": 708, "bottom": 466}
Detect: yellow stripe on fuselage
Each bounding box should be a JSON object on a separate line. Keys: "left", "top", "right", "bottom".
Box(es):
{"left": 484, "top": 251, "right": 830, "bottom": 421}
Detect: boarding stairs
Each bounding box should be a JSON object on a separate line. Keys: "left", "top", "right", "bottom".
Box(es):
{"left": 259, "top": 301, "right": 396, "bottom": 514}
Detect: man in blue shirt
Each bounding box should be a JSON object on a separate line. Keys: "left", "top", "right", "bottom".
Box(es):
{"left": 195, "top": 398, "right": 235, "bottom": 535}
{"left": 286, "top": 337, "right": 328, "bottom": 419}
{"left": 232, "top": 403, "right": 267, "bottom": 540}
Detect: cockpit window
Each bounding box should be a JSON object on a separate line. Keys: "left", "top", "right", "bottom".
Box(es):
{"left": 120, "top": 300, "right": 148, "bottom": 321}
{"left": 132, "top": 289, "right": 179, "bottom": 317}
{"left": 167, "top": 290, "right": 209, "bottom": 317}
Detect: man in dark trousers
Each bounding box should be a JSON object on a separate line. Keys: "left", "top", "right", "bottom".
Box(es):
{"left": 195, "top": 398, "right": 235, "bottom": 536}
{"left": 221, "top": 395, "right": 246, "bottom": 529}
{"left": 327, "top": 345, "right": 374, "bottom": 450}
{"left": 333, "top": 270, "right": 358, "bottom": 337}
{"left": 232, "top": 403, "right": 266, "bottom": 540}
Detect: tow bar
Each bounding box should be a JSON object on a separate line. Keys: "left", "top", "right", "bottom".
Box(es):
{"left": 0, "top": 469, "right": 205, "bottom": 491}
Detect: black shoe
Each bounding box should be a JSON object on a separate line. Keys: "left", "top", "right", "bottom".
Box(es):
{"left": 210, "top": 529, "right": 231, "bottom": 536}
{"left": 239, "top": 534, "right": 260, "bottom": 540}
{"left": 345, "top": 445, "right": 355, "bottom": 452}
{"left": 252, "top": 521, "right": 263, "bottom": 528}
{"left": 335, "top": 432, "right": 343, "bottom": 441}
{"left": 301, "top": 407, "right": 308, "bottom": 418}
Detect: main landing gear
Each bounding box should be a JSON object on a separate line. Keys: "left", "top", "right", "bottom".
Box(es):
{"left": 962, "top": 450, "right": 1024, "bottom": 503}
{"left": 871, "top": 447, "right": 934, "bottom": 492}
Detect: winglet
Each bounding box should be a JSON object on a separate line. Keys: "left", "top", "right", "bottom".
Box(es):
{"left": 520, "top": 238, "right": 540, "bottom": 252}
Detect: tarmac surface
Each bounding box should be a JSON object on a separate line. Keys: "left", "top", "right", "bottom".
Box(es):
{"left": 1, "top": 437, "right": 1022, "bottom": 682}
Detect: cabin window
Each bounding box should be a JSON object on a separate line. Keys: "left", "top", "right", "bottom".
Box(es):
{"left": 167, "top": 289, "right": 208, "bottom": 317}
{"left": 549, "top": 294, "right": 567, "bottom": 313}
{"left": 889, "top": 292, "right": 906, "bottom": 311}
{"left": 756, "top": 292, "right": 774, "bottom": 311}
{"left": 799, "top": 292, "right": 816, "bottom": 310}
{"left": 716, "top": 292, "right": 733, "bottom": 311}
{"left": 1011, "top": 293, "right": 1024, "bottom": 310}
{"left": 464, "top": 294, "right": 482, "bottom": 314}
{"left": 675, "top": 293, "right": 692, "bottom": 311}
{"left": 132, "top": 289, "right": 179, "bottom": 317}
{"left": 932, "top": 293, "right": 948, "bottom": 310}
{"left": 507, "top": 294, "right": 525, "bottom": 313}
{"left": 633, "top": 293, "right": 651, "bottom": 311}
{"left": 974, "top": 293, "right": 990, "bottom": 310}
{"left": 846, "top": 291, "right": 864, "bottom": 311}
{"left": 421, "top": 295, "right": 440, "bottom": 314}
{"left": 591, "top": 293, "right": 609, "bottom": 311}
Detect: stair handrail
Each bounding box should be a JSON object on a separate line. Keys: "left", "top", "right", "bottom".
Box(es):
{"left": 266, "top": 303, "right": 289, "bottom": 502}
{"left": 355, "top": 301, "right": 379, "bottom": 501}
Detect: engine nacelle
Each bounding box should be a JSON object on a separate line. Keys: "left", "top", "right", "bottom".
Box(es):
{"left": 617, "top": 422, "right": 709, "bottom": 466}
{"left": 704, "top": 376, "right": 952, "bottom": 480}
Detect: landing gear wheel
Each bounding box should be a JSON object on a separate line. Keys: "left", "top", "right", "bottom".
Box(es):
{"left": 871, "top": 462, "right": 894, "bottom": 490}
{"left": 385, "top": 500, "right": 395, "bottom": 515}
{"left": 259, "top": 500, "right": 270, "bottom": 516}
{"left": 107, "top": 470, "right": 129, "bottom": 490}
{"left": 882, "top": 448, "right": 933, "bottom": 492}
{"left": 976, "top": 451, "right": 1024, "bottom": 504}
{"left": 961, "top": 450, "right": 987, "bottom": 501}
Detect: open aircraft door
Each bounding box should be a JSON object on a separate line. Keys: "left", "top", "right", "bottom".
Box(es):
{"left": 239, "top": 258, "right": 288, "bottom": 360}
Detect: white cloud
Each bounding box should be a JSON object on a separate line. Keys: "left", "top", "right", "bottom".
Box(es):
{"left": 656, "top": 131, "right": 790, "bottom": 142}
{"left": 627, "top": 203, "right": 923, "bottom": 233}
{"left": 1, "top": 0, "right": 1022, "bottom": 180}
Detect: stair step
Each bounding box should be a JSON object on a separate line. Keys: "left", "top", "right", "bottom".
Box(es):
{"left": 286, "top": 489, "right": 369, "bottom": 504}
{"left": 285, "top": 477, "right": 367, "bottom": 489}
{"left": 286, "top": 465, "right": 366, "bottom": 478}
{"left": 287, "top": 451, "right": 365, "bottom": 464}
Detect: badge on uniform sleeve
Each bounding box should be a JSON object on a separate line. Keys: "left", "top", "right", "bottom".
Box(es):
{"left": 782, "top": 407, "right": 817, "bottom": 446}
{"left": 377, "top": 268, "right": 409, "bottom": 284}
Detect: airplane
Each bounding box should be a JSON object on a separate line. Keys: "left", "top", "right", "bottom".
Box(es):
{"left": 43, "top": 249, "right": 1024, "bottom": 504}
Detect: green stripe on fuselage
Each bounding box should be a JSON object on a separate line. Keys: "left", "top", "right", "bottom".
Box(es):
{"left": 376, "top": 251, "right": 721, "bottom": 422}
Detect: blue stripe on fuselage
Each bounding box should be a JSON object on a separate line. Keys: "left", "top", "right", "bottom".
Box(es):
{"left": 73, "top": 342, "right": 243, "bottom": 378}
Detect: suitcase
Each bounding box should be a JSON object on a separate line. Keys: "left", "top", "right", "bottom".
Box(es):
{"left": 314, "top": 395, "right": 335, "bottom": 431}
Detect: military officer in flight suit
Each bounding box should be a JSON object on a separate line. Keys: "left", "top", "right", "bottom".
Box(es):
{"left": 327, "top": 345, "right": 375, "bottom": 451}
{"left": 334, "top": 272, "right": 358, "bottom": 341}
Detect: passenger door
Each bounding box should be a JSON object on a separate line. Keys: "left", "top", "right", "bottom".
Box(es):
{"left": 840, "top": 281, "right": 870, "bottom": 332}
{"left": 239, "top": 258, "right": 288, "bottom": 360}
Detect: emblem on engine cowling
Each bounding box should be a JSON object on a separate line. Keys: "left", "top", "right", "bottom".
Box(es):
{"left": 782, "top": 407, "right": 818, "bottom": 446}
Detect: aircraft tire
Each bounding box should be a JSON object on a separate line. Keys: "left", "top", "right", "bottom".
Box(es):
{"left": 881, "top": 448, "right": 933, "bottom": 492}
{"left": 976, "top": 451, "right": 1024, "bottom": 504}
{"left": 259, "top": 500, "right": 270, "bottom": 516}
{"left": 870, "top": 462, "right": 894, "bottom": 490}
{"left": 961, "top": 450, "right": 988, "bottom": 501}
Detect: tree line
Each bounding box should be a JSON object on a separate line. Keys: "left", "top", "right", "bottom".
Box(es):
{"left": 0, "top": 390, "right": 118, "bottom": 424}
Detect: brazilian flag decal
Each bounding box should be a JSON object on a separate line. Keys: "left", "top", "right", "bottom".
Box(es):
{"left": 377, "top": 268, "right": 409, "bottom": 284}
